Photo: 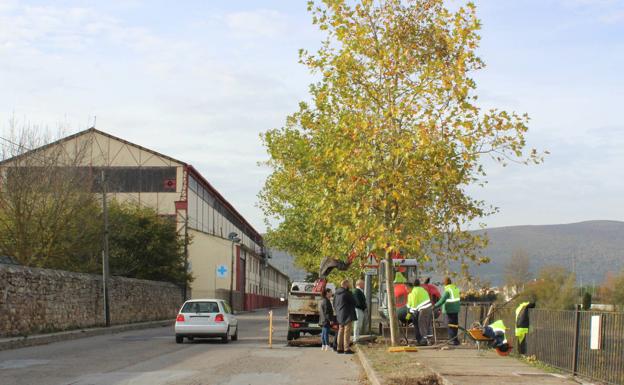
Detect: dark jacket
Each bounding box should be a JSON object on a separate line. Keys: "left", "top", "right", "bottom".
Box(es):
{"left": 333, "top": 287, "right": 357, "bottom": 325}
{"left": 353, "top": 287, "right": 367, "bottom": 311}
{"left": 516, "top": 302, "right": 536, "bottom": 328}
{"left": 318, "top": 297, "right": 335, "bottom": 326}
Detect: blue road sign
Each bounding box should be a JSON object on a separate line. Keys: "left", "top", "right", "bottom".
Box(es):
{"left": 216, "top": 265, "right": 228, "bottom": 278}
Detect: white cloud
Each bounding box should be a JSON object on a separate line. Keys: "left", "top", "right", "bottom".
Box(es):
{"left": 600, "top": 9, "right": 624, "bottom": 23}
{"left": 556, "top": 0, "right": 624, "bottom": 24}
{"left": 224, "top": 9, "right": 288, "bottom": 38}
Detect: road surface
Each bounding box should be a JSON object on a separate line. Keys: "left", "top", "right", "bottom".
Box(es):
{"left": 0, "top": 307, "right": 365, "bottom": 385}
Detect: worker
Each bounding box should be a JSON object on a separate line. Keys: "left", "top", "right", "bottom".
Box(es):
{"left": 421, "top": 277, "right": 441, "bottom": 305}
{"left": 394, "top": 272, "right": 410, "bottom": 324}
{"left": 434, "top": 277, "right": 461, "bottom": 346}
{"left": 515, "top": 300, "right": 536, "bottom": 355}
{"left": 407, "top": 279, "right": 433, "bottom": 346}
{"left": 421, "top": 277, "right": 441, "bottom": 338}
{"left": 483, "top": 319, "right": 510, "bottom": 354}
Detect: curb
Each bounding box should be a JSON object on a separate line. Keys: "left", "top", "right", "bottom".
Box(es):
{"left": 356, "top": 347, "right": 383, "bottom": 385}
{"left": 0, "top": 319, "right": 173, "bottom": 351}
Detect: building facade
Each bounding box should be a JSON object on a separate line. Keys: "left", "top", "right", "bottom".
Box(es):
{"left": 3, "top": 128, "right": 289, "bottom": 310}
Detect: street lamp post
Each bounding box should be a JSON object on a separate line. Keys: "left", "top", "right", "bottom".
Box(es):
{"left": 228, "top": 232, "right": 241, "bottom": 309}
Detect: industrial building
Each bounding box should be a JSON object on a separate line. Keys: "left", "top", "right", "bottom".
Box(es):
{"left": 3, "top": 128, "right": 289, "bottom": 310}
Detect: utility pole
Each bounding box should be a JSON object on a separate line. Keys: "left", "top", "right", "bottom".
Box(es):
{"left": 364, "top": 273, "right": 372, "bottom": 334}
{"left": 229, "top": 240, "right": 236, "bottom": 307}
{"left": 101, "top": 169, "right": 111, "bottom": 327}
{"left": 228, "top": 232, "right": 241, "bottom": 309}
{"left": 182, "top": 213, "right": 189, "bottom": 300}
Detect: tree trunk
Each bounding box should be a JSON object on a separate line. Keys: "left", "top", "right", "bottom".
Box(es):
{"left": 384, "top": 250, "right": 399, "bottom": 346}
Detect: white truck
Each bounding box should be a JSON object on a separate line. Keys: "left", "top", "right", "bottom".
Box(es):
{"left": 286, "top": 281, "right": 335, "bottom": 341}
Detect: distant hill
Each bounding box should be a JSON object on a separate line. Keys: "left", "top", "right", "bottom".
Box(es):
{"left": 266, "top": 220, "right": 624, "bottom": 286}
{"left": 472, "top": 220, "right": 624, "bottom": 286}
{"left": 267, "top": 248, "right": 307, "bottom": 282}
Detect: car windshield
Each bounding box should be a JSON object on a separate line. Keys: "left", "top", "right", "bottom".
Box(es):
{"left": 181, "top": 301, "right": 219, "bottom": 313}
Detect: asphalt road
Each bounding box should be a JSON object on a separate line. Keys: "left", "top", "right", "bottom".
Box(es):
{"left": 0, "top": 307, "right": 365, "bottom": 385}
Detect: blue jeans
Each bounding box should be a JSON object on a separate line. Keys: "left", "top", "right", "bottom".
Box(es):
{"left": 321, "top": 324, "right": 331, "bottom": 346}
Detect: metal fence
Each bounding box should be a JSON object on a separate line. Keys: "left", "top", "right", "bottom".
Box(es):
{"left": 574, "top": 310, "right": 624, "bottom": 385}
{"left": 526, "top": 309, "right": 576, "bottom": 372}
{"left": 459, "top": 304, "right": 624, "bottom": 385}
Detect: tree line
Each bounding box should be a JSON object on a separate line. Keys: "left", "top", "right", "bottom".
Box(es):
{"left": 503, "top": 249, "right": 624, "bottom": 310}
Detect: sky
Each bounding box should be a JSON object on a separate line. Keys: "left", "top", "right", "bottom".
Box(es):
{"left": 1, "top": 0, "right": 623, "bottom": 233}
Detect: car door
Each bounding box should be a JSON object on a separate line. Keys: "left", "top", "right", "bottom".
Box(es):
{"left": 183, "top": 301, "right": 220, "bottom": 327}
{"left": 221, "top": 300, "right": 237, "bottom": 333}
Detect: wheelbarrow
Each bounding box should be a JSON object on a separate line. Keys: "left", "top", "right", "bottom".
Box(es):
{"left": 449, "top": 323, "right": 513, "bottom": 356}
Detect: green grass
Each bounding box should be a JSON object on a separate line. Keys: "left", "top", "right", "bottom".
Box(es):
{"left": 517, "top": 354, "right": 564, "bottom": 374}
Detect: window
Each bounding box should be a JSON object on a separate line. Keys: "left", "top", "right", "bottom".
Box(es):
{"left": 222, "top": 301, "right": 233, "bottom": 314}
{"left": 181, "top": 301, "right": 219, "bottom": 313}
{"left": 189, "top": 176, "right": 198, "bottom": 193}
{"left": 94, "top": 167, "right": 177, "bottom": 193}
{"left": 188, "top": 173, "right": 263, "bottom": 248}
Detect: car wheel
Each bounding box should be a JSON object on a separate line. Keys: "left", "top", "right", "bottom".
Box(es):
{"left": 231, "top": 326, "right": 238, "bottom": 341}
{"left": 222, "top": 327, "right": 229, "bottom": 344}
{"left": 175, "top": 335, "right": 184, "bottom": 344}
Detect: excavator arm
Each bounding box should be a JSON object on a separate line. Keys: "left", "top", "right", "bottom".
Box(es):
{"left": 312, "top": 251, "right": 360, "bottom": 293}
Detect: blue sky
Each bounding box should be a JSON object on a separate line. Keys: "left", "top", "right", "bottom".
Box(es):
{"left": 1, "top": 0, "right": 623, "bottom": 232}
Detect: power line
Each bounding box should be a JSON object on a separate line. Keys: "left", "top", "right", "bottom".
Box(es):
{"left": 0, "top": 135, "right": 51, "bottom": 165}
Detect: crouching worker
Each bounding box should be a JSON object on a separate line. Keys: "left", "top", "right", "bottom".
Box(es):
{"left": 407, "top": 279, "right": 433, "bottom": 346}
{"left": 483, "top": 319, "right": 511, "bottom": 355}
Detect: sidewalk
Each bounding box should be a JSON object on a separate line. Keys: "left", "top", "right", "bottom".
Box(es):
{"left": 0, "top": 320, "right": 172, "bottom": 351}
{"left": 358, "top": 343, "right": 583, "bottom": 385}
{"left": 412, "top": 347, "right": 579, "bottom": 385}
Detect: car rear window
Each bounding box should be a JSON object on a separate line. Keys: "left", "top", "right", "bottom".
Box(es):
{"left": 181, "top": 301, "right": 220, "bottom": 313}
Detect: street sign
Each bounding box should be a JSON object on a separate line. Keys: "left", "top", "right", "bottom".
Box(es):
{"left": 365, "top": 268, "right": 377, "bottom": 276}
{"left": 216, "top": 265, "right": 228, "bottom": 278}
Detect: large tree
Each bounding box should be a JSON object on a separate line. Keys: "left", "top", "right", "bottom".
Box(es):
{"left": 260, "top": 0, "right": 542, "bottom": 344}
{"left": 0, "top": 127, "right": 101, "bottom": 271}
{"left": 504, "top": 248, "right": 532, "bottom": 293}
{"left": 108, "top": 201, "right": 190, "bottom": 285}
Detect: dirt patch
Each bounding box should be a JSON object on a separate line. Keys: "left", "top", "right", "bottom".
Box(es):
{"left": 386, "top": 374, "right": 442, "bottom": 385}
{"left": 360, "top": 342, "right": 442, "bottom": 385}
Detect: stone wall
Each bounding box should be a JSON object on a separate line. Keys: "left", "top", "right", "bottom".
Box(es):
{"left": 0, "top": 263, "right": 184, "bottom": 337}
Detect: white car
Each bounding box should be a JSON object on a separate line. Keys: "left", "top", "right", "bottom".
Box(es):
{"left": 174, "top": 299, "right": 238, "bottom": 344}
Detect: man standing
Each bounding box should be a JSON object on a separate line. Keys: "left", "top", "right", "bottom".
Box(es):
{"left": 421, "top": 277, "right": 441, "bottom": 338}
{"left": 515, "top": 300, "right": 536, "bottom": 355}
{"left": 407, "top": 279, "right": 433, "bottom": 346}
{"left": 353, "top": 279, "right": 367, "bottom": 342}
{"left": 333, "top": 279, "right": 356, "bottom": 354}
{"left": 434, "top": 277, "right": 461, "bottom": 346}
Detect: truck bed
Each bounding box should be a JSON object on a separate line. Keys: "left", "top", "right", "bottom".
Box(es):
{"left": 288, "top": 291, "right": 321, "bottom": 315}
